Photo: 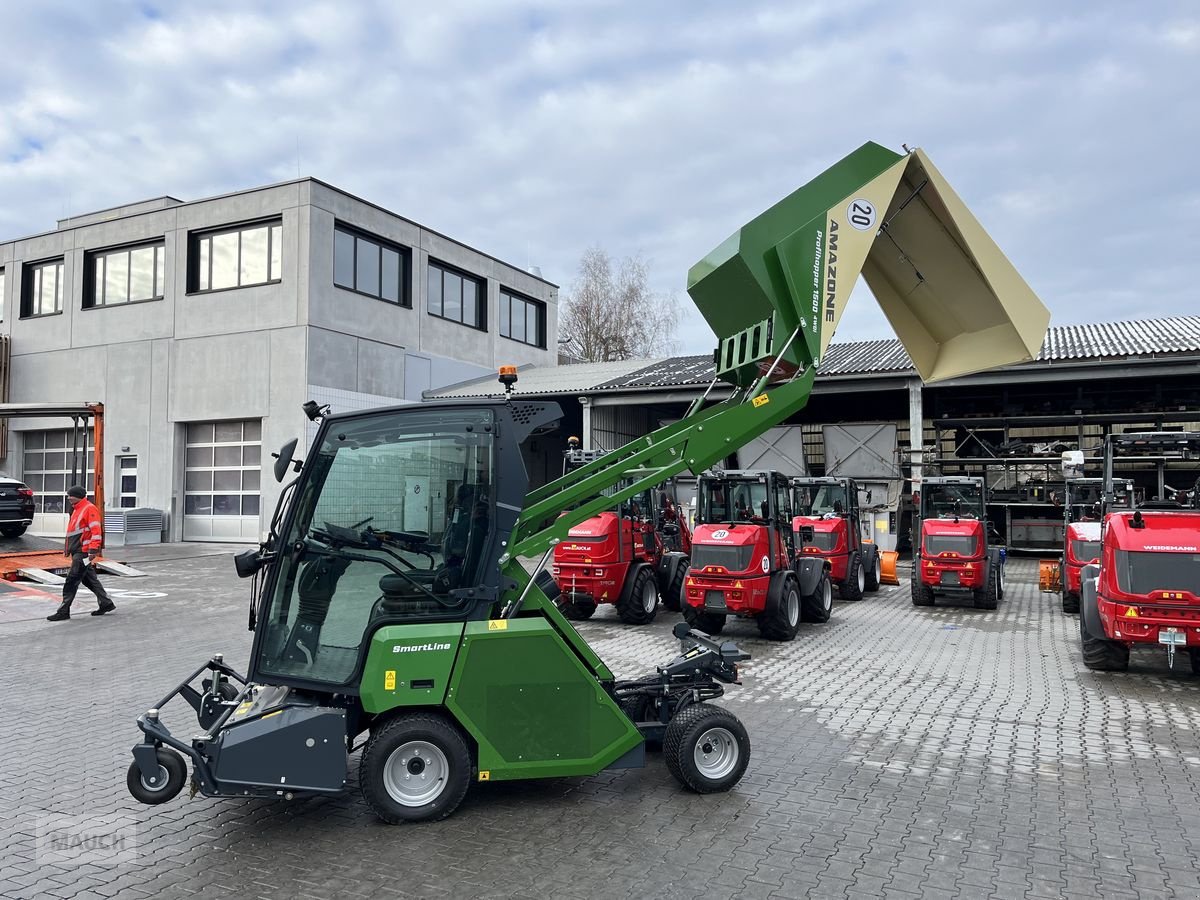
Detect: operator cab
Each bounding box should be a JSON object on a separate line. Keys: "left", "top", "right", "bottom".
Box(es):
{"left": 697, "top": 470, "right": 792, "bottom": 528}
{"left": 921, "top": 479, "right": 985, "bottom": 520}
{"left": 793, "top": 479, "right": 851, "bottom": 517}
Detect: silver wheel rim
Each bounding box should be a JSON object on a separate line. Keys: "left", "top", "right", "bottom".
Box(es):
{"left": 642, "top": 579, "right": 658, "bottom": 614}
{"left": 786, "top": 588, "right": 799, "bottom": 627}
{"left": 874, "top": 557, "right": 882, "bottom": 584}
{"left": 822, "top": 579, "right": 832, "bottom": 613}
{"left": 856, "top": 562, "right": 865, "bottom": 593}
{"left": 383, "top": 740, "right": 449, "bottom": 807}
{"left": 141, "top": 765, "right": 169, "bottom": 792}
{"left": 694, "top": 726, "right": 739, "bottom": 779}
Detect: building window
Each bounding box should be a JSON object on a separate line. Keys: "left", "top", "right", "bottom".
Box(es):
{"left": 184, "top": 420, "right": 262, "bottom": 517}
{"left": 20, "top": 258, "right": 65, "bottom": 318}
{"left": 427, "top": 260, "right": 485, "bottom": 330}
{"left": 189, "top": 220, "right": 282, "bottom": 293}
{"left": 333, "top": 225, "right": 411, "bottom": 306}
{"left": 84, "top": 242, "right": 166, "bottom": 308}
{"left": 118, "top": 456, "right": 138, "bottom": 508}
{"left": 23, "top": 429, "right": 94, "bottom": 512}
{"left": 499, "top": 288, "right": 546, "bottom": 348}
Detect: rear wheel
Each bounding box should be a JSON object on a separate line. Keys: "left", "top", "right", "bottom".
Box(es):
{"left": 800, "top": 570, "right": 832, "bottom": 624}
{"left": 360, "top": 713, "right": 472, "bottom": 824}
{"left": 663, "top": 560, "right": 688, "bottom": 612}
{"left": 974, "top": 568, "right": 999, "bottom": 610}
{"left": 664, "top": 703, "right": 750, "bottom": 793}
{"left": 841, "top": 552, "right": 865, "bottom": 601}
{"left": 556, "top": 596, "right": 596, "bottom": 620}
{"left": 758, "top": 575, "right": 801, "bottom": 640}
{"left": 1062, "top": 589, "right": 1080, "bottom": 614}
{"left": 864, "top": 551, "right": 881, "bottom": 592}
{"left": 1079, "top": 613, "right": 1130, "bottom": 672}
{"left": 126, "top": 747, "right": 187, "bottom": 805}
{"left": 910, "top": 568, "right": 935, "bottom": 606}
{"left": 616, "top": 566, "right": 659, "bottom": 625}
{"left": 996, "top": 562, "right": 1006, "bottom": 600}
{"left": 682, "top": 603, "right": 725, "bottom": 635}
{"left": 0, "top": 525, "right": 26, "bottom": 538}
{"left": 1189, "top": 649, "right": 1200, "bottom": 676}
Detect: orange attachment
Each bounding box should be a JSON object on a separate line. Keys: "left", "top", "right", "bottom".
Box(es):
{"left": 879, "top": 550, "right": 900, "bottom": 586}
{"left": 1038, "top": 559, "right": 1061, "bottom": 594}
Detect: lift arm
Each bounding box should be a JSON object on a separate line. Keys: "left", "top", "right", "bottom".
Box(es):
{"left": 504, "top": 142, "right": 1050, "bottom": 593}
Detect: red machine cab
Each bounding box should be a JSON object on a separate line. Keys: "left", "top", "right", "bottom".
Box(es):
{"left": 791, "top": 476, "right": 882, "bottom": 601}
{"left": 683, "top": 470, "right": 832, "bottom": 641}
{"left": 911, "top": 476, "right": 1006, "bottom": 610}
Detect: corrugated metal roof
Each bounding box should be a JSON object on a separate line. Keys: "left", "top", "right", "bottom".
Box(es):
{"left": 427, "top": 316, "right": 1200, "bottom": 398}
{"left": 428, "top": 357, "right": 662, "bottom": 399}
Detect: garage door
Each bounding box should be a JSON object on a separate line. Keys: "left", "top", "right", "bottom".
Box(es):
{"left": 22, "top": 428, "right": 94, "bottom": 536}
{"left": 183, "top": 420, "right": 261, "bottom": 542}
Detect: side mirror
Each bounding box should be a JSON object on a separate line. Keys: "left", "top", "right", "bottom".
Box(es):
{"left": 234, "top": 548, "right": 263, "bottom": 579}
{"left": 272, "top": 438, "right": 300, "bottom": 483}
{"left": 866, "top": 490, "right": 873, "bottom": 503}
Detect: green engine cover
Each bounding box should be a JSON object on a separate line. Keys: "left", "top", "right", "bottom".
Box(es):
{"left": 360, "top": 622, "right": 466, "bottom": 713}
{"left": 446, "top": 618, "right": 642, "bottom": 781}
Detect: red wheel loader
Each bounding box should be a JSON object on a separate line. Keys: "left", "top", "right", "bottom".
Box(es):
{"left": 791, "top": 476, "right": 882, "bottom": 601}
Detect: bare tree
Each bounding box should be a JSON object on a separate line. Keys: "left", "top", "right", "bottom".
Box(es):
{"left": 559, "top": 247, "right": 679, "bottom": 362}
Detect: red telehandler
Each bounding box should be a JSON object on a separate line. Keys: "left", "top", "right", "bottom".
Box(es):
{"left": 1079, "top": 433, "right": 1200, "bottom": 672}
{"left": 551, "top": 438, "right": 692, "bottom": 624}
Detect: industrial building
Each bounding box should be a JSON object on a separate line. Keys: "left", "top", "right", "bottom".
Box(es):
{"left": 429, "top": 315, "right": 1200, "bottom": 552}
{"left": 0, "top": 179, "right": 558, "bottom": 542}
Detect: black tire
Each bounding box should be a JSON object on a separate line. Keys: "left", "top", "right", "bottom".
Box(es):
{"left": 758, "top": 574, "right": 801, "bottom": 641}
{"left": 800, "top": 570, "right": 832, "bottom": 624}
{"left": 664, "top": 703, "right": 750, "bottom": 793}
{"left": 1062, "top": 589, "right": 1080, "bottom": 615}
{"left": 663, "top": 560, "right": 687, "bottom": 612}
{"left": 360, "top": 713, "right": 472, "bottom": 824}
{"left": 1079, "top": 612, "right": 1130, "bottom": 672}
{"left": 996, "top": 562, "right": 1006, "bottom": 600}
{"left": 126, "top": 747, "right": 187, "bottom": 805}
{"left": 616, "top": 565, "right": 659, "bottom": 625}
{"left": 840, "top": 551, "right": 865, "bottom": 601}
{"left": 0, "top": 525, "right": 26, "bottom": 539}
{"left": 1189, "top": 648, "right": 1200, "bottom": 676}
{"left": 974, "top": 567, "right": 999, "bottom": 610}
{"left": 682, "top": 602, "right": 725, "bottom": 635}
{"left": 864, "top": 550, "right": 881, "bottom": 592}
{"left": 910, "top": 567, "right": 935, "bottom": 606}
{"left": 556, "top": 595, "right": 596, "bottom": 620}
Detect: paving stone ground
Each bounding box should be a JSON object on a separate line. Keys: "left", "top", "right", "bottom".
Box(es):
{"left": 2, "top": 546, "right": 1200, "bottom": 899}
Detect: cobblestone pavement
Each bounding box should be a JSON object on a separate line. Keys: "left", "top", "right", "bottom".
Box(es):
{"left": 3, "top": 548, "right": 1200, "bottom": 899}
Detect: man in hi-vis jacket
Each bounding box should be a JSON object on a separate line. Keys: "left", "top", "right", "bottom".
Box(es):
{"left": 46, "top": 485, "right": 115, "bottom": 621}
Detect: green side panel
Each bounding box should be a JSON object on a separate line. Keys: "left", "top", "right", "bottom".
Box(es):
{"left": 446, "top": 618, "right": 642, "bottom": 781}
{"left": 360, "top": 622, "right": 466, "bottom": 713}
{"left": 688, "top": 141, "right": 902, "bottom": 386}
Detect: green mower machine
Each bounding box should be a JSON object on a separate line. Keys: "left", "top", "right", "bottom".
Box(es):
{"left": 128, "top": 142, "right": 1049, "bottom": 823}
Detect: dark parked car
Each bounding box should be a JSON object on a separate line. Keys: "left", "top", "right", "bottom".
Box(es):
{"left": 0, "top": 476, "right": 35, "bottom": 538}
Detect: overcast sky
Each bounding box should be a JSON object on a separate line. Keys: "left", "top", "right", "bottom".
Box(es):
{"left": 1, "top": 1, "right": 1196, "bottom": 355}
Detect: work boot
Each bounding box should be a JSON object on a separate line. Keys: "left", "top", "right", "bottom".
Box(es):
{"left": 91, "top": 601, "right": 117, "bottom": 617}
{"left": 46, "top": 605, "right": 71, "bottom": 622}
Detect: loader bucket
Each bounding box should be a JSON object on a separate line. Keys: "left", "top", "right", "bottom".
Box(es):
{"left": 688, "top": 141, "right": 1050, "bottom": 388}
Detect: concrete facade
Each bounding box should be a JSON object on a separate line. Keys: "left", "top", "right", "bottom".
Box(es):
{"left": 0, "top": 179, "right": 558, "bottom": 542}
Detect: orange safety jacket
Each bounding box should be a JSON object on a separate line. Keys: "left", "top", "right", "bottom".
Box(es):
{"left": 66, "top": 497, "right": 104, "bottom": 555}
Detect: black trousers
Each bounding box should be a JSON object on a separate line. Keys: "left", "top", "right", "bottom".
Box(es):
{"left": 62, "top": 553, "right": 111, "bottom": 608}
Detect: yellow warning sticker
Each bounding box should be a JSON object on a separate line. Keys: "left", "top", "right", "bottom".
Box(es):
{"left": 1124, "top": 607, "right": 1138, "bottom": 618}
{"left": 478, "top": 770, "right": 491, "bottom": 781}
{"left": 488, "top": 619, "right": 508, "bottom": 631}
{"left": 384, "top": 670, "right": 396, "bottom": 690}
{"left": 752, "top": 394, "right": 769, "bottom": 408}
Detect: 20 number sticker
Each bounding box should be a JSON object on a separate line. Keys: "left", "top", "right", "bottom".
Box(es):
{"left": 847, "top": 198, "right": 877, "bottom": 231}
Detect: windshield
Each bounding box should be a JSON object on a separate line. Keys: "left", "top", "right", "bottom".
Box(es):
{"left": 698, "top": 478, "right": 769, "bottom": 524}
{"left": 1114, "top": 550, "right": 1200, "bottom": 595}
{"left": 794, "top": 483, "right": 849, "bottom": 516}
{"left": 925, "top": 534, "right": 979, "bottom": 557}
{"left": 923, "top": 483, "right": 982, "bottom": 519}
{"left": 1070, "top": 539, "right": 1101, "bottom": 564}
{"left": 1067, "top": 481, "right": 1131, "bottom": 522}
{"left": 258, "top": 408, "right": 495, "bottom": 685}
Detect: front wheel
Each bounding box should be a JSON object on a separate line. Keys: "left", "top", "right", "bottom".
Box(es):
{"left": 682, "top": 603, "right": 725, "bottom": 635}
{"left": 663, "top": 560, "right": 688, "bottom": 612}
{"left": 1062, "top": 590, "right": 1080, "bottom": 614}
{"left": 557, "top": 596, "right": 596, "bottom": 620}
{"left": 360, "top": 713, "right": 472, "bottom": 824}
{"left": 127, "top": 747, "right": 187, "bottom": 805}
{"left": 864, "top": 551, "right": 882, "bottom": 592}
{"left": 616, "top": 566, "right": 659, "bottom": 625}
{"left": 1079, "top": 613, "right": 1129, "bottom": 672}
{"left": 910, "top": 569, "right": 935, "bottom": 606}
{"left": 758, "top": 575, "right": 801, "bottom": 641}
{"left": 800, "top": 570, "right": 832, "bottom": 624}
{"left": 841, "top": 552, "right": 865, "bottom": 601}
{"left": 664, "top": 703, "right": 750, "bottom": 793}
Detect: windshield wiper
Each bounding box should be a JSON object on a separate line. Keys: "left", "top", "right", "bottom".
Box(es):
{"left": 303, "top": 531, "right": 453, "bottom": 607}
